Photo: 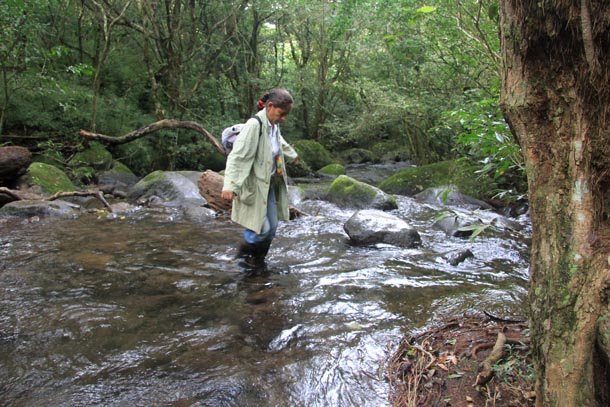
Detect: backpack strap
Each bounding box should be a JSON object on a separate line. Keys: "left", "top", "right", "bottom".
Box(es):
{"left": 252, "top": 115, "right": 263, "bottom": 139}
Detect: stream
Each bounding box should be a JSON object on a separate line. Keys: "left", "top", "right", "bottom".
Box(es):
{"left": 0, "top": 167, "right": 530, "bottom": 407}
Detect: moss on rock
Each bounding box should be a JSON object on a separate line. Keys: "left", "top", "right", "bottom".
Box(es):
{"left": 339, "top": 148, "right": 377, "bottom": 164}
{"left": 328, "top": 174, "right": 397, "bottom": 210}
{"left": 292, "top": 140, "right": 334, "bottom": 171}
{"left": 378, "top": 160, "right": 496, "bottom": 199}
{"left": 23, "top": 162, "right": 76, "bottom": 194}
{"left": 318, "top": 163, "right": 346, "bottom": 176}
{"left": 111, "top": 161, "right": 136, "bottom": 175}
{"left": 69, "top": 142, "right": 113, "bottom": 171}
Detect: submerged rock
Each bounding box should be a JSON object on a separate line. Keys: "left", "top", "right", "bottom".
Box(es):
{"left": 415, "top": 186, "right": 492, "bottom": 210}
{"left": 344, "top": 209, "right": 421, "bottom": 248}
{"left": 0, "top": 199, "right": 81, "bottom": 219}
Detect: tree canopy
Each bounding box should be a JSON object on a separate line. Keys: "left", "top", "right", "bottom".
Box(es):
{"left": 0, "top": 0, "right": 521, "bottom": 198}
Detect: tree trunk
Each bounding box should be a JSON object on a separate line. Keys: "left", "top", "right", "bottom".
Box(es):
{"left": 499, "top": 1, "right": 610, "bottom": 406}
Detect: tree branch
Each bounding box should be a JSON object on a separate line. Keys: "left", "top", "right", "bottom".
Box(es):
{"left": 79, "top": 119, "right": 225, "bottom": 154}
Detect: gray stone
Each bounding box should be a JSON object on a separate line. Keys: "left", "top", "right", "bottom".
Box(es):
{"left": 344, "top": 209, "right": 421, "bottom": 248}
{"left": 0, "top": 199, "right": 81, "bottom": 219}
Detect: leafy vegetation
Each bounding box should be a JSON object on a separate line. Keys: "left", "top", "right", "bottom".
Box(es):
{"left": 0, "top": 0, "right": 525, "bottom": 200}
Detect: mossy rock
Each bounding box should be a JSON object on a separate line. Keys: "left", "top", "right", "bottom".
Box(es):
{"left": 292, "top": 140, "right": 334, "bottom": 171}
{"left": 328, "top": 175, "right": 397, "bottom": 210}
{"left": 339, "top": 148, "right": 377, "bottom": 164}
{"left": 22, "top": 162, "right": 76, "bottom": 194}
{"left": 69, "top": 142, "right": 113, "bottom": 171}
{"left": 111, "top": 161, "right": 136, "bottom": 175}
{"left": 318, "top": 163, "right": 346, "bottom": 176}
{"left": 378, "top": 160, "right": 496, "bottom": 199}
{"left": 34, "top": 150, "right": 66, "bottom": 169}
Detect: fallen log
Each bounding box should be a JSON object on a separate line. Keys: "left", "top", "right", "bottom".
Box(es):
{"left": 80, "top": 119, "right": 225, "bottom": 154}
{"left": 197, "top": 170, "right": 308, "bottom": 218}
{"left": 198, "top": 170, "right": 231, "bottom": 212}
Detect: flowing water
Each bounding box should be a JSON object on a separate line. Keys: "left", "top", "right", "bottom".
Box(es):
{"left": 0, "top": 180, "right": 530, "bottom": 407}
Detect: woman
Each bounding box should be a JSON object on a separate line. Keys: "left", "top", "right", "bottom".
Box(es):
{"left": 221, "top": 88, "right": 299, "bottom": 268}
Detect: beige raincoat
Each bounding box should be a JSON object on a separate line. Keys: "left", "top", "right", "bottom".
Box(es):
{"left": 222, "top": 109, "right": 298, "bottom": 234}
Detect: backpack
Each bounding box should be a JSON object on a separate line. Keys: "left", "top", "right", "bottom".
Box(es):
{"left": 221, "top": 116, "right": 262, "bottom": 155}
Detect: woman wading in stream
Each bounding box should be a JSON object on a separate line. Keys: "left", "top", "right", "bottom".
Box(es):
{"left": 221, "top": 88, "right": 299, "bottom": 269}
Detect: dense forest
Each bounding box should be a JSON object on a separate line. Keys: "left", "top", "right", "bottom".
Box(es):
{"left": 0, "top": 0, "right": 525, "bottom": 201}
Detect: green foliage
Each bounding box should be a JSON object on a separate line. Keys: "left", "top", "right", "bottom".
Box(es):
{"left": 442, "top": 96, "right": 527, "bottom": 201}
{"left": 0, "top": 0, "right": 525, "bottom": 201}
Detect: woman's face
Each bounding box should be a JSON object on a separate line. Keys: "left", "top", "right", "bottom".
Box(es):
{"left": 266, "top": 102, "right": 292, "bottom": 125}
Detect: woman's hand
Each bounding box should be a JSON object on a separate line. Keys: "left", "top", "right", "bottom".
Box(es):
{"left": 221, "top": 190, "right": 235, "bottom": 201}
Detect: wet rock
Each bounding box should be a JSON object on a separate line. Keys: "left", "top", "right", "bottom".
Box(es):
{"left": 268, "top": 324, "right": 304, "bottom": 353}
{"left": 129, "top": 170, "right": 207, "bottom": 208}
{"left": 0, "top": 199, "right": 81, "bottom": 219}
{"left": 444, "top": 249, "right": 475, "bottom": 266}
{"left": 98, "top": 162, "right": 139, "bottom": 196}
{"left": 414, "top": 186, "right": 492, "bottom": 210}
{"left": 328, "top": 175, "right": 397, "bottom": 210}
{"left": 344, "top": 209, "right": 421, "bottom": 248}
{"left": 433, "top": 214, "right": 474, "bottom": 238}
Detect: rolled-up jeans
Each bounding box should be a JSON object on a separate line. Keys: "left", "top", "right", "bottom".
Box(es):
{"left": 243, "top": 176, "right": 281, "bottom": 244}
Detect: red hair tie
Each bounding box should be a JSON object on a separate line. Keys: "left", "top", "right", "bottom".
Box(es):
{"left": 257, "top": 99, "right": 265, "bottom": 111}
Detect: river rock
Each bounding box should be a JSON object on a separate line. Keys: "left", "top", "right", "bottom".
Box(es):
{"left": 0, "top": 199, "right": 81, "bottom": 219}
{"left": 129, "top": 170, "right": 207, "bottom": 208}
{"left": 344, "top": 209, "right": 421, "bottom": 248}
{"left": 68, "top": 142, "right": 113, "bottom": 171}
{"left": 17, "top": 162, "right": 76, "bottom": 195}
{"left": 443, "top": 249, "right": 475, "bottom": 266}
{"left": 98, "top": 162, "right": 139, "bottom": 197}
{"left": 414, "top": 186, "right": 492, "bottom": 210}
{"left": 0, "top": 146, "right": 32, "bottom": 186}
{"left": 328, "top": 175, "right": 397, "bottom": 210}
{"left": 433, "top": 214, "right": 474, "bottom": 238}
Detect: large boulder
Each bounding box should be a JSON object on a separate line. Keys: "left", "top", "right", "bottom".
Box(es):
{"left": 18, "top": 162, "right": 76, "bottom": 195}
{"left": 292, "top": 140, "right": 334, "bottom": 171}
{"left": 129, "top": 170, "right": 207, "bottom": 208}
{"left": 327, "top": 175, "right": 397, "bottom": 210}
{"left": 343, "top": 209, "right": 421, "bottom": 248}
{"left": 0, "top": 146, "right": 32, "bottom": 186}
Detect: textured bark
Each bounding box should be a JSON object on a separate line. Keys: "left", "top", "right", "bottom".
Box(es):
{"left": 197, "top": 170, "right": 232, "bottom": 212}
{"left": 499, "top": 1, "right": 610, "bottom": 406}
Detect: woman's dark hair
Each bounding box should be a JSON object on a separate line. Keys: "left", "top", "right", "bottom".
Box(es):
{"left": 257, "top": 88, "right": 293, "bottom": 111}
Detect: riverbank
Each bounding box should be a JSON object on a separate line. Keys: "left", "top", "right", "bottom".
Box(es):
{"left": 387, "top": 313, "right": 535, "bottom": 407}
